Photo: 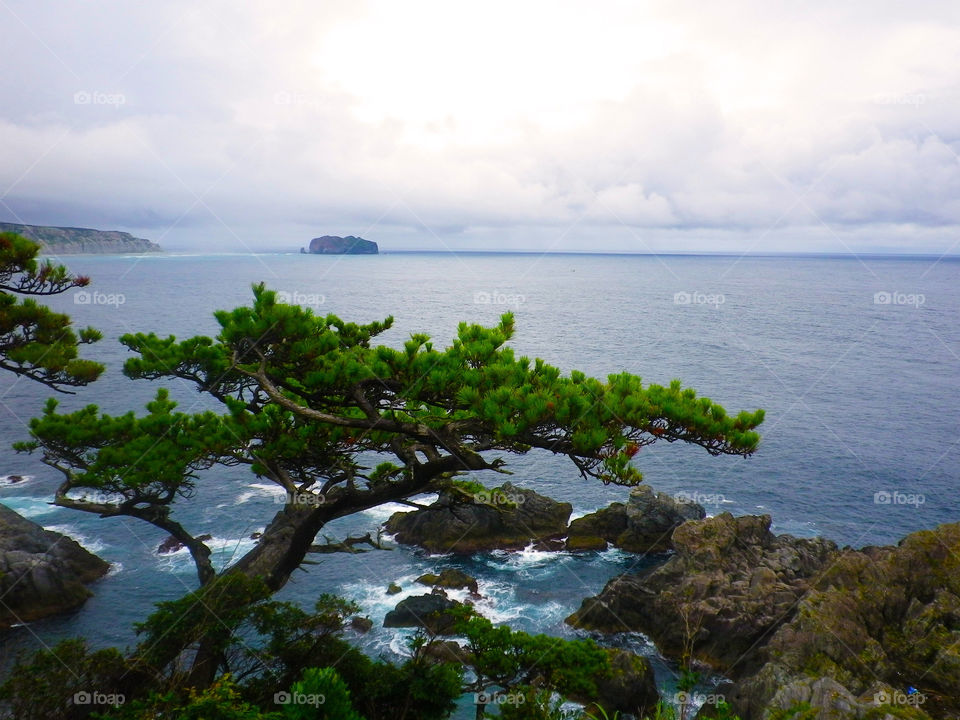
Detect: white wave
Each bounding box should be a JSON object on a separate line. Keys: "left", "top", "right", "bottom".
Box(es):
{"left": 228, "top": 482, "right": 286, "bottom": 507}
{"left": 157, "top": 535, "right": 259, "bottom": 573}
{"left": 3, "top": 497, "right": 58, "bottom": 518}
{"left": 43, "top": 524, "right": 108, "bottom": 555}
{"left": 362, "top": 501, "right": 414, "bottom": 522}
{"left": 107, "top": 562, "right": 124, "bottom": 577}
{"left": 0, "top": 474, "right": 34, "bottom": 487}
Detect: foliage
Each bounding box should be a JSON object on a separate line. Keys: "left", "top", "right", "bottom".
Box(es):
{"left": 0, "top": 231, "right": 103, "bottom": 390}
{"left": 0, "top": 638, "right": 133, "bottom": 720}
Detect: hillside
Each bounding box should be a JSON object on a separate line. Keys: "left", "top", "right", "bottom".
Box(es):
{"left": 0, "top": 222, "right": 162, "bottom": 254}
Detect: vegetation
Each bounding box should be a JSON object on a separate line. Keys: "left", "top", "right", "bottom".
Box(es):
{"left": 0, "top": 232, "right": 103, "bottom": 390}
{"left": 3, "top": 280, "right": 764, "bottom": 717}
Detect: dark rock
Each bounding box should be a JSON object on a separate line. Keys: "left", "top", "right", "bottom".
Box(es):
{"left": 304, "top": 235, "right": 378, "bottom": 255}
{"left": 383, "top": 593, "right": 462, "bottom": 634}
{"left": 578, "top": 648, "right": 659, "bottom": 717}
{"left": 566, "top": 513, "right": 837, "bottom": 676}
{"left": 386, "top": 582, "right": 402, "bottom": 595}
{"left": 385, "top": 482, "right": 571, "bottom": 553}
{"left": 565, "top": 486, "right": 705, "bottom": 553}
{"left": 0, "top": 503, "right": 110, "bottom": 628}
{"left": 416, "top": 568, "right": 479, "bottom": 594}
{"left": 5, "top": 475, "right": 25, "bottom": 484}
{"left": 349, "top": 616, "right": 373, "bottom": 633}
{"left": 157, "top": 533, "right": 212, "bottom": 554}
{"left": 250, "top": 532, "right": 262, "bottom": 540}
{"left": 422, "top": 639, "right": 473, "bottom": 666}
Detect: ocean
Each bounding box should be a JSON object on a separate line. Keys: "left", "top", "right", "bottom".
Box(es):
{"left": 1, "top": 251, "right": 957, "bottom": 712}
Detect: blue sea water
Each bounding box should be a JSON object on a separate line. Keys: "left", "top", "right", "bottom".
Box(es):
{"left": 1, "top": 252, "right": 958, "bottom": 710}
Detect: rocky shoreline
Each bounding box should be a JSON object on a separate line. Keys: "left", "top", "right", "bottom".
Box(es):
{"left": 384, "top": 484, "right": 959, "bottom": 719}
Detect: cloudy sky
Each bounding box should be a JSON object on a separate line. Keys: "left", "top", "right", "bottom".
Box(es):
{"left": 1, "top": 0, "right": 958, "bottom": 253}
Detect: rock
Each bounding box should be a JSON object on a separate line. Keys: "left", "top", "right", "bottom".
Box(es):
{"left": 250, "top": 532, "right": 262, "bottom": 540}
{"left": 349, "top": 616, "right": 373, "bottom": 633}
{"left": 422, "top": 639, "right": 473, "bottom": 666}
{"left": 0, "top": 222, "right": 161, "bottom": 254}
{"left": 565, "top": 486, "right": 705, "bottom": 553}
{"left": 584, "top": 648, "right": 659, "bottom": 717}
{"left": 618, "top": 485, "right": 705, "bottom": 552}
{"left": 416, "top": 568, "right": 479, "bottom": 594}
{"left": 303, "top": 235, "right": 378, "bottom": 255}
{"left": 0, "top": 503, "right": 110, "bottom": 628}
{"left": 5, "top": 475, "right": 25, "bottom": 484}
{"left": 383, "top": 593, "right": 462, "bottom": 634}
{"left": 157, "top": 533, "right": 212, "bottom": 554}
{"left": 566, "top": 513, "right": 837, "bottom": 676}
{"left": 730, "top": 523, "right": 960, "bottom": 720}
{"left": 386, "top": 582, "right": 402, "bottom": 595}
{"left": 385, "top": 482, "right": 572, "bottom": 553}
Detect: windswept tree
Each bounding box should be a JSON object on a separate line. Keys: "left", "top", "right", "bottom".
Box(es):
{"left": 17, "top": 284, "right": 764, "bottom": 684}
{"left": 0, "top": 231, "right": 103, "bottom": 390}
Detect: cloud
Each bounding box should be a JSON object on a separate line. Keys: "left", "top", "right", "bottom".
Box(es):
{"left": 1, "top": 0, "right": 958, "bottom": 252}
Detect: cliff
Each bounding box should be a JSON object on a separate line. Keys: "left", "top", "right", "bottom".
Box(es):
{"left": 301, "top": 235, "right": 378, "bottom": 254}
{"left": 0, "top": 222, "right": 162, "bottom": 254}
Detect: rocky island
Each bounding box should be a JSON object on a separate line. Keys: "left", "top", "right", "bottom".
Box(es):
{"left": 0, "top": 222, "right": 162, "bottom": 254}
{"left": 300, "top": 235, "right": 378, "bottom": 254}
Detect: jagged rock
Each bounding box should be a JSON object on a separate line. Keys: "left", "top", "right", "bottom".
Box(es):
{"left": 730, "top": 523, "right": 960, "bottom": 720}
{"left": 383, "top": 593, "right": 462, "bottom": 634}
{"left": 157, "top": 533, "right": 212, "bottom": 554}
{"left": 302, "top": 235, "right": 378, "bottom": 254}
{"left": 566, "top": 513, "right": 837, "bottom": 675}
{"left": 565, "top": 486, "right": 705, "bottom": 553}
{"left": 386, "top": 582, "right": 402, "bottom": 595}
{"left": 416, "top": 568, "right": 479, "bottom": 594}
{"left": 0, "top": 222, "right": 161, "bottom": 254}
{"left": 0, "top": 504, "right": 110, "bottom": 628}
{"left": 385, "top": 482, "right": 571, "bottom": 553}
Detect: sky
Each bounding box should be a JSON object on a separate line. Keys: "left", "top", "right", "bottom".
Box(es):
{"left": 1, "top": 0, "right": 959, "bottom": 253}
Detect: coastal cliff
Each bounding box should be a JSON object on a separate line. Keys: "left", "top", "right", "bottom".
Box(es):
{"left": 0, "top": 222, "right": 161, "bottom": 254}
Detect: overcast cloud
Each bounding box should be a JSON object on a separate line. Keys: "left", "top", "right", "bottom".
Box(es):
{"left": 1, "top": 0, "right": 959, "bottom": 252}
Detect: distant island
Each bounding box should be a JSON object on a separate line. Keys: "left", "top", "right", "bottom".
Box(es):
{"left": 300, "top": 235, "right": 378, "bottom": 254}
{"left": 0, "top": 222, "right": 161, "bottom": 254}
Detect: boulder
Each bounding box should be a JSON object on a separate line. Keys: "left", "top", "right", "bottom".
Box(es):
{"left": 416, "top": 568, "right": 479, "bottom": 594}
{"left": 157, "top": 533, "right": 212, "bottom": 554}
{"left": 349, "top": 616, "right": 373, "bottom": 633}
{"left": 565, "top": 486, "right": 705, "bottom": 553}
{"left": 587, "top": 648, "right": 659, "bottom": 717}
{"left": 0, "top": 503, "right": 110, "bottom": 628}
{"left": 566, "top": 513, "right": 837, "bottom": 675}
{"left": 383, "top": 592, "right": 462, "bottom": 634}
{"left": 386, "top": 582, "right": 402, "bottom": 595}
{"left": 385, "top": 482, "right": 571, "bottom": 553}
